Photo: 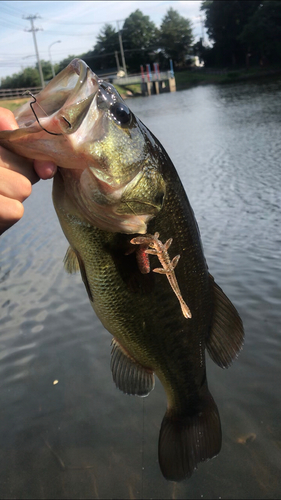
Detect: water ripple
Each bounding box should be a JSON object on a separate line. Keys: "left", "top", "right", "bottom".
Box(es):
{"left": 0, "top": 81, "right": 280, "bottom": 498}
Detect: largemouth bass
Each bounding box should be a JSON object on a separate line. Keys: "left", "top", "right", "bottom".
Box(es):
{"left": 0, "top": 59, "right": 244, "bottom": 481}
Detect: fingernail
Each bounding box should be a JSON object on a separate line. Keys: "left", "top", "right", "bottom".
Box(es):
{"left": 46, "top": 164, "right": 57, "bottom": 178}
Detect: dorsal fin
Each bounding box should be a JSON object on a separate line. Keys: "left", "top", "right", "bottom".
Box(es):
{"left": 63, "top": 246, "right": 80, "bottom": 274}
{"left": 206, "top": 275, "right": 244, "bottom": 368}
{"left": 111, "top": 338, "right": 155, "bottom": 397}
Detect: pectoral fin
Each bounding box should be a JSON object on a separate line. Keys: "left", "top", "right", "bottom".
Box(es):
{"left": 63, "top": 246, "right": 80, "bottom": 273}
{"left": 63, "top": 246, "right": 93, "bottom": 302}
{"left": 111, "top": 338, "right": 155, "bottom": 397}
{"left": 206, "top": 275, "right": 244, "bottom": 368}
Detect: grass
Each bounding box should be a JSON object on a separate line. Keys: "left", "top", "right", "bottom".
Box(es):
{"left": 175, "top": 70, "right": 227, "bottom": 88}
{"left": 0, "top": 98, "right": 29, "bottom": 112}
{"left": 114, "top": 83, "right": 142, "bottom": 97}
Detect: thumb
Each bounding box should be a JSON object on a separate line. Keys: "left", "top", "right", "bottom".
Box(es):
{"left": 34, "top": 160, "right": 57, "bottom": 180}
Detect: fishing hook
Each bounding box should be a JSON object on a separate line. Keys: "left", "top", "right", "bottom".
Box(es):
{"left": 22, "top": 91, "right": 71, "bottom": 136}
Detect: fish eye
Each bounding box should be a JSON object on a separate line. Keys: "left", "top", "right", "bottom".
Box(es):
{"left": 110, "top": 102, "right": 131, "bottom": 126}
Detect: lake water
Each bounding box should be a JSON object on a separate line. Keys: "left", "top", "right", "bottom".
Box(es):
{"left": 0, "top": 79, "right": 280, "bottom": 499}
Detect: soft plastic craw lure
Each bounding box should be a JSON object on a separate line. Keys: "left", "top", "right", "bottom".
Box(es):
{"left": 130, "top": 232, "right": 192, "bottom": 319}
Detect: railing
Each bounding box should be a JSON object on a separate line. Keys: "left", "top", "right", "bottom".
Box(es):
{"left": 0, "top": 86, "right": 43, "bottom": 100}
{"left": 112, "top": 71, "right": 174, "bottom": 86}
{"left": 0, "top": 71, "right": 175, "bottom": 99}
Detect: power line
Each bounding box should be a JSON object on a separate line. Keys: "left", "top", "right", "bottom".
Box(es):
{"left": 0, "top": 5, "right": 125, "bottom": 29}
{"left": 0, "top": 21, "right": 99, "bottom": 37}
{"left": 0, "top": 19, "right": 25, "bottom": 29}
{"left": 41, "top": 16, "right": 125, "bottom": 26}
{"left": 1, "top": 8, "right": 25, "bottom": 21}
{"left": 40, "top": 30, "right": 98, "bottom": 37}
{"left": 1, "top": 1, "right": 27, "bottom": 15}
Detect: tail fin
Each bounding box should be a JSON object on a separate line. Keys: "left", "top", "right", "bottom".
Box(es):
{"left": 158, "top": 388, "right": 221, "bottom": 482}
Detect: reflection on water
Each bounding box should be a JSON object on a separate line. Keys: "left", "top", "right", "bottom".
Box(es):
{"left": 0, "top": 79, "right": 281, "bottom": 498}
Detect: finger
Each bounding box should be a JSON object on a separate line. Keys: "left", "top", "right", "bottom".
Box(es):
{"left": 0, "top": 107, "right": 40, "bottom": 185}
{"left": 0, "top": 167, "right": 32, "bottom": 202}
{"left": 0, "top": 107, "right": 57, "bottom": 182}
{"left": 34, "top": 159, "right": 57, "bottom": 180}
{"left": 0, "top": 194, "right": 24, "bottom": 235}
{"left": 0, "top": 107, "right": 18, "bottom": 131}
{"left": 0, "top": 146, "right": 39, "bottom": 185}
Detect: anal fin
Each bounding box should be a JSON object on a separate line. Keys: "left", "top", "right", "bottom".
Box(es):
{"left": 111, "top": 338, "right": 155, "bottom": 397}
{"left": 206, "top": 274, "right": 244, "bottom": 368}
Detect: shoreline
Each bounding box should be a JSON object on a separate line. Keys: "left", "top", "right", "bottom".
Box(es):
{"left": 176, "top": 66, "right": 281, "bottom": 90}
{"left": 117, "top": 66, "right": 281, "bottom": 98}
{"left": 1, "top": 67, "right": 281, "bottom": 110}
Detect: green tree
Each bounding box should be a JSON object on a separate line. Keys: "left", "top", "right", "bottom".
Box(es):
{"left": 159, "top": 8, "right": 193, "bottom": 66}
{"left": 201, "top": 0, "right": 261, "bottom": 67}
{"left": 238, "top": 1, "right": 281, "bottom": 65}
{"left": 35, "top": 60, "right": 53, "bottom": 82}
{"left": 122, "top": 9, "right": 158, "bottom": 73}
{"left": 89, "top": 24, "right": 119, "bottom": 70}
{"left": 1, "top": 63, "right": 49, "bottom": 89}
{"left": 61, "top": 24, "right": 120, "bottom": 74}
{"left": 56, "top": 55, "right": 77, "bottom": 74}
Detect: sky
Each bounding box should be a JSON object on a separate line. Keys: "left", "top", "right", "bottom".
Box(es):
{"left": 0, "top": 1, "right": 206, "bottom": 82}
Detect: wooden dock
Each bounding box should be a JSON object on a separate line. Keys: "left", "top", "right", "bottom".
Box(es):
{"left": 112, "top": 71, "right": 176, "bottom": 96}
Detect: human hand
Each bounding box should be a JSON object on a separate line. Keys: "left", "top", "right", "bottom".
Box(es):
{"left": 0, "top": 107, "right": 57, "bottom": 235}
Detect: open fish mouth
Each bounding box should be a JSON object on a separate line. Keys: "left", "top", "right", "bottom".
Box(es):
{"left": 0, "top": 58, "right": 167, "bottom": 234}
{"left": 15, "top": 59, "right": 99, "bottom": 135}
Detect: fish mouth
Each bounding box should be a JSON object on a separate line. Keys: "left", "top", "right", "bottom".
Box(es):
{"left": 1, "top": 58, "right": 166, "bottom": 235}
{"left": 15, "top": 59, "right": 100, "bottom": 135}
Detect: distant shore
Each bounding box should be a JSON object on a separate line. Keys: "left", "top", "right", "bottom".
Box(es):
{"left": 1, "top": 65, "right": 280, "bottom": 111}
{"left": 115, "top": 65, "right": 281, "bottom": 98}
{"left": 175, "top": 65, "right": 281, "bottom": 90}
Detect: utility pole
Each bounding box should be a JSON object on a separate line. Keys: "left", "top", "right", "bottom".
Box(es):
{"left": 115, "top": 51, "right": 120, "bottom": 73}
{"left": 23, "top": 14, "right": 45, "bottom": 88}
{"left": 199, "top": 15, "right": 205, "bottom": 46}
{"left": 49, "top": 40, "right": 61, "bottom": 78}
{"left": 116, "top": 20, "right": 127, "bottom": 77}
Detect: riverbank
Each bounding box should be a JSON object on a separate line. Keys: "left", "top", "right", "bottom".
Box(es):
{"left": 1, "top": 65, "right": 280, "bottom": 111}
{"left": 112, "top": 65, "right": 281, "bottom": 98}
{"left": 175, "top": 65, "right": 281, "bottom": 90}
